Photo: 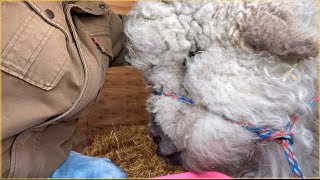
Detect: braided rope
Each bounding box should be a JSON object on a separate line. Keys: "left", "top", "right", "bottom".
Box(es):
{"left": 155, "top": 90, "right": 318, "bottom": 178}
{"left": 154, "top": 90, "right": 194, "bottom": 106}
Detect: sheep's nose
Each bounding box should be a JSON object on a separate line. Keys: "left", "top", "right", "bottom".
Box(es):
{"left": 152, "top": 136, "right": 161, "bottom": 145}
{"left": 166, "top": 152, "right": 181, "bottom": 166}
{"left": 156, "top": 148, "right": 181, "bottom": 166}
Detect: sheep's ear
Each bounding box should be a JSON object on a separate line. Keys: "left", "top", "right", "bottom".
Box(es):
{"left": 241, "top": 4, "right": 318, "bottom": 59}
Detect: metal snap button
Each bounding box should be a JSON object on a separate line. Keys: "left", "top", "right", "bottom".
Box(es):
{"left": 45, "top": 9, "right": 54, "bottom": 19}
{"left": 99, "top": 4, "right": 106, "bottom": 9}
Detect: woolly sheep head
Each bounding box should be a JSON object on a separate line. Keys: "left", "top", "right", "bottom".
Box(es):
{"left": 125, "top": 0, "right": 318, "bottom": 177}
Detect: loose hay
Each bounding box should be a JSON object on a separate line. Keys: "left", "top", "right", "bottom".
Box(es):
{"left": 82, "top": 125, "right": 183, "bottom": 178}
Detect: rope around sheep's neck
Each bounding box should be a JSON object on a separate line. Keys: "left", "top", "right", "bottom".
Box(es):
{"left": 153, "top": 91, "right": 194, "bottom": 105}
{"left": 154, "top": 90, "right": 319, "bottom": 178}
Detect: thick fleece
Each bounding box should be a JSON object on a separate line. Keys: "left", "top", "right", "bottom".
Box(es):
{"left": 125, "top": 0, "right": 318, "bottom": 178}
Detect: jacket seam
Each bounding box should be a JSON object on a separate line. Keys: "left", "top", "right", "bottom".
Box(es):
{"left": 8, "top": 132, "right": 29, "bottom": 177}
{"left": 2, "top": 11, "right": 35, "bottom": 63}
{"left": 21, "top": 26, "right": 56, "bottom": 76}
{"left": 33, "top": 3, "right": 91, "bottom": 128}
{"left": 2, "top": 66, "right": 58, "bottom": 90}
{"left": 26, "top": 0, "right": 70, "bottom": 43}
{"left": 50, "top": 54, "right": 71, "bottom": 88}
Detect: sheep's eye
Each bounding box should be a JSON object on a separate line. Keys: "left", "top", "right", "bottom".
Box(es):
{"left": 188, "top": 50, "right": 203, "bottom": 57}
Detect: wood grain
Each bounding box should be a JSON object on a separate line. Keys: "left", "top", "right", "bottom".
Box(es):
{"left": 76, "top": 66, "right": 150, "bottom": 151}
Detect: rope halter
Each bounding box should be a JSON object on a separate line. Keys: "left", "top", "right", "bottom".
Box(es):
{"left": 154, "top": 90, "right": 318, "bottom": 178}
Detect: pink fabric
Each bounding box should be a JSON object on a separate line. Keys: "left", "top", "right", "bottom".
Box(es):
{"left": 154, "top": 171, "right": 231, "bottom": 179}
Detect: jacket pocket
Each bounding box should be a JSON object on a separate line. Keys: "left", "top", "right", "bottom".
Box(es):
{"left": 90, "top": 31, "right": 113, "bottom": 60}
{"left": 72, "top": 2, "right": 113, "bottom": 62}
{"left": 1, "top": 2, "right": 69, "bottom": 91}
{"left": 71, "top": 3, "right": 113, "bottom": 88}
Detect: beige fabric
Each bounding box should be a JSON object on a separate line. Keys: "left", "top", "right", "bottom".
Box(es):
{"left": 1, "top": 1, "right": 126, "bottom": 177}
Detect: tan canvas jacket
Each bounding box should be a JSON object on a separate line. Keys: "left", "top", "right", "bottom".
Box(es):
{"left": 1, "top": 1, "right": 126, "bottom": 177}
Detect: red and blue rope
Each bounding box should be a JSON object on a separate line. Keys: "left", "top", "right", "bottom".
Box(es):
{"left": 154, "top": 90, "right": 318, "bottom": 178}
{"left": 154, "top": 90, "right": 194, "bottom": 106}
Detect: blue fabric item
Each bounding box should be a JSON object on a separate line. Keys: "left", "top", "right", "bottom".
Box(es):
{"left": 50, "top": 151, "right": 128, "bottom": 178}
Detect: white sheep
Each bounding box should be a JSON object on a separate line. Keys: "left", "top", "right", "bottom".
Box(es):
{"left": 125, "top": 0, "right": 318, "bottom": 178}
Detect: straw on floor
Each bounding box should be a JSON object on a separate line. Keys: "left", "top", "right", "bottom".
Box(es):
{"left": 82, "top": 125, "right": 183, "bottom": 178}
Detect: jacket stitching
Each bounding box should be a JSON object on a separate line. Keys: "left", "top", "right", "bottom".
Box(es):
{"left": 2, "top": 27, "right": 68, "bottom": 90}
{"left": 2, "top": 67, "right": 55, "bottom": 90}
{"left": 8, "top": 132, "right": 29, "bottom": 177}
{"left": 2, "top": 46, "right": 68, "bottom": 90}
{"left": 33, "top": 4, "right": 91, "bottom": 128}
{"left": 71, "top": 3, "right": 108, "bottom": 16}
{"left": 78, "top": 25, "right": 110, "bottom": 30}
{"left": 35, "top": 133, "right": 44, "bottom": 177}
{"left": 26, "top": 0, "right": 70, "bottom": 43}
{"left": 2, "top": 11, "right": 35, "bottom": 63}
{"left": 21, "top": 26, "right": 55, "bottom": 76}
{"left": 50, "top": 54, "right": 70, "bottom": 88}
{"left": 89, "top": 31, "right": 110, "bottom": 36}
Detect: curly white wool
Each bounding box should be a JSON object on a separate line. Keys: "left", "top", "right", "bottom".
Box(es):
{"left": 125, "top": 0, "right": 318, "bottom": 177}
